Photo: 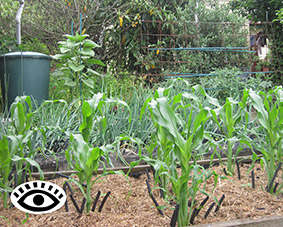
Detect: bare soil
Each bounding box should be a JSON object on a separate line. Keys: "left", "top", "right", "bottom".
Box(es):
{"left": 1, "top": 163, "right": 283, "bottom": 227}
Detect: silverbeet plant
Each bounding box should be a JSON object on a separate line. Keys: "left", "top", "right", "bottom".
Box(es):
{"left": 249, "top": 87, "right": 283, "bottom": 193}
{"left": 140, "top": 85, "right": 218, "bottom": 226}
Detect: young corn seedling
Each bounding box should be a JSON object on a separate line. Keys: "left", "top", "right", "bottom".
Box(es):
{"left": 0, "top": 96, "right": 43, "bottom": 208}
{"left": 249, "top": 87, "right": 283, "bottom": 193}
{"left": 141, "top": 85, "right": 217, "bottom": 226}
{"left": 209, "top": 90, "right": 250, "bottom": 175}
{"left": 66, "top": 133, "right": 103, "bottom": 213}
{"left": 66, "top": 93, "right": 132, "bottom": 212}
{"left": 0, "top": 136, "right": 12, "bottom": 209}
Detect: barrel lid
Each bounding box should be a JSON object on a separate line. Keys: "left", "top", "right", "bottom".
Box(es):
{"left": 0, "top": 51, "right": 52, "bottom": 60}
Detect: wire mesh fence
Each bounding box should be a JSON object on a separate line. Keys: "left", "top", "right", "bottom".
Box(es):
{"left": 138, "top": 20, "right": 280, "bottom": 82}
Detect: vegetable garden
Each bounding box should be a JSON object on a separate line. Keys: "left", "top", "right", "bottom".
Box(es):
{"left": 1, "top": 0, "right": 283, "bottom": 226}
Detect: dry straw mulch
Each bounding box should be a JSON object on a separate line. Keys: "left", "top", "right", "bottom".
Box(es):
{"left": 1, "top": 163, "right": 283, "bottom": 227}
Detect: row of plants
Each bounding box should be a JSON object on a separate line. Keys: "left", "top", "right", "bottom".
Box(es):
{"left": 139, "top": 82, "right": 283, "bottom": 225}
{"left": 1, "top": 75, "right": 282, "bottom": 225}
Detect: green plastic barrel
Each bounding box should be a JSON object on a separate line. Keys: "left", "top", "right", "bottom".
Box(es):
{"left": 0, "top": 51, "right": 52, "bottom": 109}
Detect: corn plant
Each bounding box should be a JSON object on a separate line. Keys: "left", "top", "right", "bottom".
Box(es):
{"left": 66, "top": 133, "right": 103, "bottom": 213}
{"left": 140, "top": 85, "right": 217, "bottom": 226}
{"left": 65, "top": 93, "right": 133, "bottom": 212}
{"left": 208, "top": 90, "right": 250, "bottom": 175}
{"left": 66, "top": 95, "right": 105, "bottom": 213}
{"left": 0, "top": 136, "right": 12, "bottom": 208}
{"left": 0, "top": 96, "right": 43, "bottom": 208}
{"left": 249, "top": 87, "right": 283, "bottom": 193}
{"left": 81, "top": 92, "right": 131, "bottom": 146}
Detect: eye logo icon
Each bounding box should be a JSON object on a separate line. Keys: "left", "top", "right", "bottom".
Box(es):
{"left": 11, "top": 181, "right": 67, "bottom": 214}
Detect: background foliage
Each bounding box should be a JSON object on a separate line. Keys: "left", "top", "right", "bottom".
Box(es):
{"left": 0, "top": 0, "right": 282, "bottom": 101}
{"left": 229, "top": 0, "right": 283, "bottom": 84}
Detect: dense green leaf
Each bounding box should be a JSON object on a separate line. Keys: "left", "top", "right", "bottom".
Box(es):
{"left": 83, "top": 39, "right": 100, "bottom": 48}
{"left": 80, "top": 49, "right": 95, "bottom": 57}
{"left": 68, "top": 61, "right": 85, "bottom": 72}
{"left": 87, "top": 59, "right": 106, "bottom": 66}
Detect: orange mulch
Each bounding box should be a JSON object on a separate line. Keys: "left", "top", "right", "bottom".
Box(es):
{"left": 0, "top": 163, "right": 283, "bottom": 227}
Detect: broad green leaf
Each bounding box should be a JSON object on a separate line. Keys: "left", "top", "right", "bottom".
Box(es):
{"left": 63, "top": 35, "right": 76, "bottom": 41}
{"left": 58, "top": 40, "right": 68, "bottom": 45}
{"left": 155, "top": 97, "right": 185, "bottom": 148}
{"left": 249, "top": 89, "right": 270, "bottom": 131}
{"left": 192, "top": 124, "right": 204, "bottom": 150}
{"left": 173, "top": 93, "right": 182, "bottom": 106}
{"left": 86, "top": 148, "right": 101, "bottom": 168}
{"left": 206, "top": 95, "right": 220, "bottom": 107}
{"left": 83, "top": 39, "right": 100, "bottom": 48}
{"left": 263, "top": 96, "right": 270, "bottom": 112}
{"left": 192, "top": 84, "right": 206, "bottom": 96}
{"left": 184, "top": 135, "right": 194, "bottom": 157}
{"left": 60, "top": 47, "right": 69, "bottom": 53}
{"left": 70, "top": 134, "right": 89, "bottom": 171}
{"left": 11, "top": 102, "right": 25, "bottom": 134}
{"left": 140, "top": 97, "right": 152, "bottom": 121}
{"left": 82, "top": 78, "right": 94, "bottom": 88}
{"left": 52, "top": 54, "right": 65, "bottom": 60}
{"left": 21, "top": 131, "right": 34, "bottom": 144}
{"left": 80, "top": 49, "right": 94, "bottom": 57}
{"left": 269, "top": 106, "right": 278, "bottom": 129}
{"left": 224, "top": 100, "right": 233, "bottom": 129}
{"left": 193, "top": 109, "right": 208, "bottom": 133}
{"left": 87, "top": 59, "right": 106, "bottom": 66}
{"left": 182, "top": 92, "right": 201, "bottom": 107}
{"left": 75, "top": 33, "right": 89, "bottom": 41}
{"left": 24, "top": 157, "right": 44, "bottom": 180}
{"left": 79, "top": 102, "right": 93, "bottom": 141}
{"left": 68, "top": 61, "right": 85, "bottom": 72}
{"left": 11, "top": 156, "right": 44, "bottom": 180}
{"left": 62, "top": 77, "right": 76, "bottom": 87}
{"left": 154, "top": 87, "right": 167, "bottom": 98}
{"left": 87, "top": 68, "right": 101, "bottom": 76}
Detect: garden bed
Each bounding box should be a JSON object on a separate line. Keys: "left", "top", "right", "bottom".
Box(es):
{"left": 32, "top": 142, "right": 258, "bottom": 172}
{"left": 1, "top": 163, "right": 283, "bottom": 227}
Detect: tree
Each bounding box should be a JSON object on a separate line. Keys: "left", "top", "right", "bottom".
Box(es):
{"left": 0, "top": 0, "right": 19, "bottom": 54}
{"left": 229, "top": 0, "right": 283, "bottom": 84}
{"left": 275, "top": 8, "right": 283, "bottom": 24}
{"left": 19, "top": 0, "right": 178, "bottom": 71}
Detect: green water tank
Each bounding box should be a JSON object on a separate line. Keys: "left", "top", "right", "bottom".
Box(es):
{"left": 0, "top": 51, "right": 52, "bottom": 109}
